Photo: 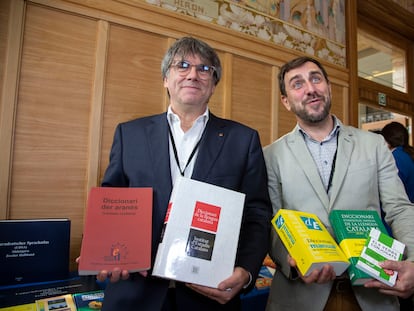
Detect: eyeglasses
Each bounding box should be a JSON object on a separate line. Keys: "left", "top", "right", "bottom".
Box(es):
{"left": 170, "top": 61, "right": 215, "bottom": 80}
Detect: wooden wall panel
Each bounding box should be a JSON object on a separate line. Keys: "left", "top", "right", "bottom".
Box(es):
{"left": 205, "top": 51, "right": 226, "bottom": 119}
{"left": 10, "top": 4, "right": 97, "bottom": 267}
{"left": 99, "top": 25, "right": 167, "bottom": 182}
{"left": 0, "top": 0, "right": 25, "bottom": 218}
{"left": 0, "top": 1, "right": 10, "bottom": 112}
{"left": 330, "top": 82, "right": 347, "bottom": 121}
{"left": 276, "top": 102, "right": 297, "bottom": 140}
{"left": 231, "top": 56, "right": 273, "bottom": 146}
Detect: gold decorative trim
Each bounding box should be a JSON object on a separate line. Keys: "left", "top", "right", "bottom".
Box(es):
{"left": 144, "top": 0, "right": 346, "bottom": 67}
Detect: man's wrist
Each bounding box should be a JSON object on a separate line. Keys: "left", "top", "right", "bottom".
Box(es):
{"left": 243, "top": 272, "right": 253, "bottom": 289}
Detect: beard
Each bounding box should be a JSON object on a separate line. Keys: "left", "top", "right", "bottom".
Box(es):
{"left": 293, "top": 96, "right": 331, "bottom": 123}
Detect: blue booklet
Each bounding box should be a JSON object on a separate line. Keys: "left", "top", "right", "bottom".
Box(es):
{"left": 73, "top": 290, "right": 104, "bottom": 310}
{"left": 0, "top": 219, "right": 71, "bottom": 287}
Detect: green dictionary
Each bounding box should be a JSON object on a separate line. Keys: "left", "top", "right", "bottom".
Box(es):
{"left": 329, "top": 210, "right": 388, "bottom": 285}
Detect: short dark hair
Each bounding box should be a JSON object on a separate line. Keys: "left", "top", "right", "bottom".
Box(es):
{"left": 381, "top": 121, "right": 414, "bottom": 160}
{"left": 161, "top": 37, "right": 222, "bottom": 85}
{"left": 381, "top": 121, "right": 409, "bottom": 148}
{"left": 278, "top": 56, "right": 330, "bottom": 96}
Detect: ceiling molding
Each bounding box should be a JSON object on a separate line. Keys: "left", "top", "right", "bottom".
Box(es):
{"left": 357, "top": 0, "right": 414, "bottom": 41}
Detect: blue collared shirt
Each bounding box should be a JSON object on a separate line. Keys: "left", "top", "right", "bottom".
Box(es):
{"left": 299, "top": 117, "right": 341, "bottom": 196}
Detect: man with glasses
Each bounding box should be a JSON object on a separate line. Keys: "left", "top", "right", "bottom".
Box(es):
{"left": 94, "top": 37, "right": 271, "bottom": 311}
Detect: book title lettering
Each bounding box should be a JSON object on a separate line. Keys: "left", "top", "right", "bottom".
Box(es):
{"left": 79, "top": 292, "right": 104, "bottom": 301}
{"left": 100, "top": 197, "right": 139, "bottom": 214}
{"left": 340, "top": 214, "right": 380, "bottom": 233}
{"left": 1, "top": 240, "right": 50, "bottom": 258}
{"left": 191, "top": 202, "right": 220, "bottom": 232}
{"left": 186, "top": 202, "right": 221, "bottom": 260}
{"left": 275, "top": 215, "right": 295, "bottom": 248}
{"left": 301, "top": 216, "right": 322, "bottom": 231}
{"left": 190, "top": 236, "right": 211, "bottom": 252}
{"left": 368, "top": 239, "right": 401, "bottom": 260}
{"left": 306, "top": 238, "right": 336, "bottom": 249}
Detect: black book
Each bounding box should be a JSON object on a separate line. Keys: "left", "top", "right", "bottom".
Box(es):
{"left": 0, "top": 219, "right": 70, "bottom": 287}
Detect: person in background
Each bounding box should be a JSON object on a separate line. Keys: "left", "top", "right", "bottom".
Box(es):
{"left": 380, "top": 121, "right": 414, "bottom": 202}
{"left": 263, "top": 56, "right": 414, "bottom": 311}
{"left": 91, "top": 36, "right": 271, "bottom": 311}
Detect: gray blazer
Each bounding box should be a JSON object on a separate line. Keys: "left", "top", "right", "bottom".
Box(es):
{"left": 263, "top": 121, "right": 414, "bottom": 311}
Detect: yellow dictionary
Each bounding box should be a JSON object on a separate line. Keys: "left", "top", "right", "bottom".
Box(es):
{"left": 272, "top": 209, "right": 349, "bottom": 277}
{"left": 0, "top": 304, "right": 36, "bottom": 311}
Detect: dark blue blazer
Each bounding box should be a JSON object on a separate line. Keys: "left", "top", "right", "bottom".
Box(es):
{"left": 101, "top": 112, "right": 271, "bottom": 311}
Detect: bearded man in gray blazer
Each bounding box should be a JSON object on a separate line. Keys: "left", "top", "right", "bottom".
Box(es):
{"left": 263, "top": 56, "right": 414, "bottom": 311}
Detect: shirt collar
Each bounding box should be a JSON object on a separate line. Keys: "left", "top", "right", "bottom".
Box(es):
{"left": 167, "top": 106, "right": 209, "bottom": 127}
{"left": 298, "top": 115, "right": 341, "bottom": 143}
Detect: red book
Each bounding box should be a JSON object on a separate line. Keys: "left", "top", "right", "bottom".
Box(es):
{"left": 78, "top": 187, "right": 152, "bottom": 275}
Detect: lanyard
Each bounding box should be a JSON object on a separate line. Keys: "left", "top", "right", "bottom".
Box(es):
{"left": 168, "top": 124, "right": 205, "bottom": 176}
{"left": 327, "top": 134, "right": 339, "bottom": 193}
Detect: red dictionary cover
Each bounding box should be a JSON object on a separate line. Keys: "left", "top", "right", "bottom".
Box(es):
{"left": 78, "top": 187, "right": 152, "bottom": 275}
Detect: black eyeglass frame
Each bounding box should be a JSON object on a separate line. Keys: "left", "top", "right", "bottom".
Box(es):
{"left": 170, "top": 60, "right": 216, "bottom": 79}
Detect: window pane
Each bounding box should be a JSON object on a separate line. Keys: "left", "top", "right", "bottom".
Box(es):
{"left": 358, "top": 29, "right": 407, "bottom": 93}
{"left": 359, "top": 103, "right": 412, "bottom": 145}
